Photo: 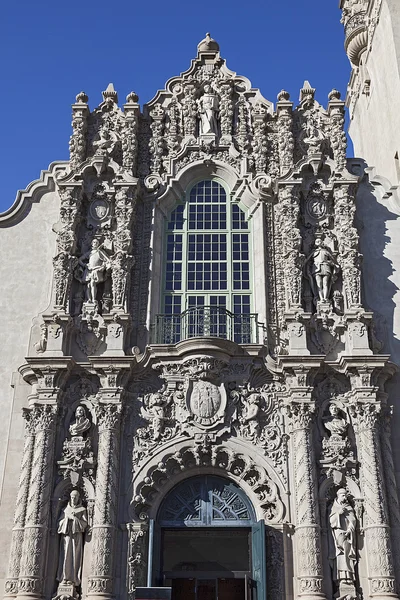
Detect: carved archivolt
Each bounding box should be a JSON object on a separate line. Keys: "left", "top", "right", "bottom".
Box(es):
{"left": 131, "top": 442, "right": 285, "bottom": 525}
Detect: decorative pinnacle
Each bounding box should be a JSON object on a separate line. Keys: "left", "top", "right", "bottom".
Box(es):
{"left": 126, "top": 91, "right": 139, "bottom": 104}
{"left": 277, "top": 89, "right": 290, "bottom": 102}
{"left": 102, "top": 83, "right": 118, "bottom": 103}
{"left": 75, "top": 91, "right": 88, "bottom": 103}
{"left": 197, "top": 32, "right": 220, "bottom": 53}
{"left": 299, "top": 80, "right": 316, "bottom": 102}
{"left": 328, "top": 89, "right": 341, "bottom": 101}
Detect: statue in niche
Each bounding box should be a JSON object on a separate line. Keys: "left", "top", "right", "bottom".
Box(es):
{"left": 69, "top": 405, "right": 91, "bottom": 437}
{"left": 77, "top": 239, "right": 112, "bottom": 303}
{"left": 93, "top": 126, "right": 118, "bottom": 156}
{"left": 302, "top": 115, "right": 325, "bottom": 153}
{"left": 304, "top": 239, "right": 340, "bottom": 303}
{"left": 323, "top": 404, "right": 348, "bottom": 441}
{"left": 198, "top": 84, "right": 219, "bottom": 135}
{"left": 329, "top": 488, "right": 357, "bottom": 587}
{"left": 57, "top": 490, "right": 88, "bottom": 587}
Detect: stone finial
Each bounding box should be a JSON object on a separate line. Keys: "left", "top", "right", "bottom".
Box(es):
{"left": 197, "top": 32, "right": 220, "bottom": 53}
{"left": 102, "top": 83, "right": 118, "bottom": 103}
{"left": 277, "top": 89, "right": 290, "bottom": 102}
{"left": 328, "top": 89, "right": 342, "bottom": 101}
{"left": 299, "top": 80, "right": 316, "bottom": 102}
{"left": 126, "top": 91, "right": 139, "bottom": 104}
{"left": 76, "top": 91, "right": 88, "bottom": 103}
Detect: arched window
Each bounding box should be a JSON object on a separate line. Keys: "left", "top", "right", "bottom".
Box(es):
{"left": 158, "top": 475, "right": 256, "bottom": 527}
{"left": 156, "top": 180, "right": 256, "bottom": 344}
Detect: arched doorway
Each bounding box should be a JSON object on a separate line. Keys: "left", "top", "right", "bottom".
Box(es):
{"left": 148, "top": 475, "right": 266, "bottom": 600}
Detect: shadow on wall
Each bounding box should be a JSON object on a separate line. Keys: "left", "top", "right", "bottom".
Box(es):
{"left": 353, "top": 158, "right": 400, "bottom": 477}
{"left": 353, "top": 160, "right": 400, "bottom": 363}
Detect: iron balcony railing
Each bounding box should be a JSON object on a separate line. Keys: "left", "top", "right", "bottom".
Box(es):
{"left": 152, "top": 306, "right": 262, "bottom": 345}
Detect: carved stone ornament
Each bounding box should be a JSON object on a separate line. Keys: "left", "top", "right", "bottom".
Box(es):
{"left": 319, "top": 401, "right": 356, "bottom": 479}
{"left": 58, "top": 405, "right": 96, "bottom": 481}
{"left": 133, "top": 443, "right": 285, "bottom": 524}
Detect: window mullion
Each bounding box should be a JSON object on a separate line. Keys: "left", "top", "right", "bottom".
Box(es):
{"left": 227, "top": 196, "right": 233, "bottom": 313}
{"left": 182, "top": 200, "right": 189, "bottom": 310}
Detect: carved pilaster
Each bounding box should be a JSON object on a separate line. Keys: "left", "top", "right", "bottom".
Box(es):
{"left": 127, "top": 524, "right": 148, "bottom": 595}
{"left": 327, "top": 90, "right": 347, "bottom": 172}
{"left": 17, "top": 405, "right": 58, "bottom": 600}
{"left": 122, "top": 92, "right": 140, "bottom": 176}
{"left": 276, "top": 91, "right": 294, "bottom": 176}
{"left": 219, "top": 81, "right": 233, "bottom": 145}
{"left": 287, "top": 402, "right": 325, "bottom": 600}
{"left": 252, "top": 103, "right": 268, "bottom": 174}
{"left": 86, "top": 403, "right": 122, "bottom": 600}
{"left": 351, "top": 402, "right": 398, "bottom": 598}
{"left": 4, "top": 412, "right": 36, "bottom": 598}
{"left": 333, "top": 184, "right": 361, "bottom": 310}
{"left": 69, "top": 92, "right": 89, "bottom": 171}
{"left": 53, "top": 185, "right": 83, "bottom": 312}
{"left": 380, "top": 407, "right": 400, "bottom": 584}
{"left": 275, "top": 184, "right": 303, "bottom": 313}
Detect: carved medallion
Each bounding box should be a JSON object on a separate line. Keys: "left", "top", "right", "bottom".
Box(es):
{"left": 185, "top": 380, "right": 227, "bottom": 430}
{"left": 90, "top": 199, "right": 109, "bottom": 221}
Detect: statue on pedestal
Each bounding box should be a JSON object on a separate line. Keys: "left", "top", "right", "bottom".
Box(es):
{"left": 304, "top": 239, "right": 340, "bottom": 303}
{"left": 57, "top": 490, "right": 88, "bottom": 587}
{"left": 198, "top": 84, "right": 219, "bottom": 135}
{"left": 77, "top": 239, "right": 111, "bottom": 303}
{"left": 329, "top": 488, "right": 357, "bottom": 590}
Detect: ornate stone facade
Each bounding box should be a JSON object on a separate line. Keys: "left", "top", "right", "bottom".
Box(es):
{"left": 1, "top": 29, "right": 400, "bottom": 600}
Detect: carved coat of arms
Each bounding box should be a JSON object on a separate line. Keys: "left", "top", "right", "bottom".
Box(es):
{"left": 186, "top": 380, "right": 226, "bottom": 429}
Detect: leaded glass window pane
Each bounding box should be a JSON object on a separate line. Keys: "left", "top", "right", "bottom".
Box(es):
{"left": 162, "top": 180, "right": 253, "bottom": 343}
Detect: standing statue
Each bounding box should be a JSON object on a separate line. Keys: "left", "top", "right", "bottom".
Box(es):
{"left": 329, "top": 488, "right": 357, "bottom": 586}
{"left": 304, "top": 239, "right": 340, "bottom": 303}
{"left": 198, "top": 84, "right": 219, "bottom": 135}
{"left": 69, "top": 405, "right": 91, "bottom": 437}
{"left": 57, "top": 490, "right": 88, "bottom": 587}
{"left": 93, "top": 126, "right": 118, "bottom": 155}
{"left": 77, "top": 239, "right": 111, "bottom": 303}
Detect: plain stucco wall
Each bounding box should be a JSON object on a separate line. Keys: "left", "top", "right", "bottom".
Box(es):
{"left": 0, "top": 188, "right": 59, "bottom": 587}
{"left": 348, "top": 0, "right": 400, "bottom": 187}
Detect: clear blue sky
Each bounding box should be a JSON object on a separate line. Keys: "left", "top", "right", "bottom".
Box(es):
{"left": 0, "top": 0, "right": 351, "bottom": 213}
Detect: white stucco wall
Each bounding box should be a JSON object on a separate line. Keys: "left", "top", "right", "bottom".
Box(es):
{"left": 348, "top": 0, "right": 400, "bottom": 187}
{"left": 0, "top": 186, "right": 59, "bottom": 586}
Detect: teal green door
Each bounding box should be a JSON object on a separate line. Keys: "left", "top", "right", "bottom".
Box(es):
{"left": 251, "top": 520, "right": 266, "bottom": 600}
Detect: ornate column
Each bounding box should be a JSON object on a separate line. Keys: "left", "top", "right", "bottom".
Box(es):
{"left": 4, "top": 411, "right": 35, "bottom": 598}
{"left": 351, "top": 400, "right": 398, "bottom": 598}
{"left": 87, "top": 400, "right": 122, "bottom": 600}
{"left": 275, "top": 183, "right": 303, "bottom": 312}
{"left": 16, "top": 405, "right": 59, "bottom": 599}
{"left": 276, "top": 90, "right": 294, "bottom": 176}
{"left": 380, "top": 406, "right": 400, "bottom": 577}
{"left": 287, "top": 400, "right": 325, "bottom": 600}
{"left": 333, "top": 183, "right": 361, "bottom": 311}
{"left": 126, "top": 523, "right": 148, "bottom": 595}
